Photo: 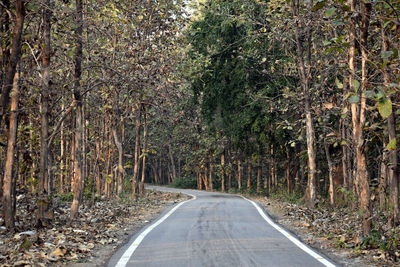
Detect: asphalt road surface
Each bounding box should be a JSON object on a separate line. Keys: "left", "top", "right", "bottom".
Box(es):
{"left": 107, "top": 186, "right": 336, "bottom": 267}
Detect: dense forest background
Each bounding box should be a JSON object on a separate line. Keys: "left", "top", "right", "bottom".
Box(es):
{"left": 1, "top": 0, "right": 399, "bottom": 253}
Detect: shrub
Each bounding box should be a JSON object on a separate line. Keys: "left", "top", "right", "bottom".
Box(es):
{"left": 172, "top": 177, "right": 197, "bottom": 189}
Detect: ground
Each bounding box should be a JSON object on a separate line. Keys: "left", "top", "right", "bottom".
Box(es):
{"left": 0, "top": 190, "right": 188, "bottom": 267}
{"left": 254, "top": 196, "right": 399, "bottom": 267}
{"left": 1, "top": 189, "right": 399, "bottom": 266}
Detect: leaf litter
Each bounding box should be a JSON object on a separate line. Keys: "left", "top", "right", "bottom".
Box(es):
{"left": 254, "top": 196, "right": 400, "bottom": 267}
{"left": 0, "top": 190, "right": 187, "bottom": 266}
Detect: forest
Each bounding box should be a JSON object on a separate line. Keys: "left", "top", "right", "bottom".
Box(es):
{"left": 0, "top": 0, "right": 400, "bottom": 265}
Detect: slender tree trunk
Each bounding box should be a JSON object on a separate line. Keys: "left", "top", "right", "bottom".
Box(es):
{"left": 270, "top": 144, "right": 277, "bottom": 189}
{"left": 104, "top": 131, "right": 112, "bottom": 196}
{"left": 228, "top": 160, "right": 232, "bottom": 191}
{"left": 349, "top": 0, "right": 371, "bottom": 235}
{"left": 291, "top": 0, "right": 317, "bottom": 207}
{"left": 112, "top": 125, "right": 124, "bottom": 195}
{"left": 247, "top": 159, "right": 251, "bottom": 190}
{"left": 202, "top": 169, "right": 208, "bottom": 190}
{"left": 60, "top": 102, "right": 65, "bottom": 194}
{"left": 198, "top": 170, "right": 202, "bottom": 190}
{"left": 168, "top": 141, "right": 176, "bottom": 181}
{"left": 257, "top": 156, "right": 261, "bottom": 194}
{"left": 379, "top": 149, "right": 388, "bottom": 211}
{"left": 221, "top": 152, "right": 225, "bottom": 191}
{"left": 285, "top": 146, "right": 291, "bottom": 194}
{"left": 237, "top": 158, "right": 242, "bottom": 190}
{"left": 209, "top": 159, "right": 213, "bottom": 191}
{"left": 70, "top": 0, "right": 84, "bottom": 219}
{"left": 324, "top": 141, "right": 335, "bottom": 206}
{"left": 38, "top": 0, "right": 52, "bottom": 226}
{"left": 140, "top": 111, "right": 148, "bottom": 196}
{"left": 382, "top": 26, "right": 399, "bottom": 224}
{"left": 2, "top": 70, "right": 19, "bottom": 231}
{"left": 341, "top": 120, "right": 349, "bottom": 192}
{"left": 132, "top": 106, "right": 141, "bottom": 198}
{"left": 0, "top": 1, "right": 24, "bottom": 129}
{"left": 95, "top": 138, "right": 101, "bottom": 195}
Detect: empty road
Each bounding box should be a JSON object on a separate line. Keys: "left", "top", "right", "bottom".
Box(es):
{"left": 107, "top": 186, "right": 336, "bottom": 267}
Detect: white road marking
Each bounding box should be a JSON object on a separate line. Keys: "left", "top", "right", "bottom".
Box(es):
{"left": 243, "top": 197, "right": 336, "bottom": 267}
{"left": 114, "top": 194, "right": 196, "bottom": 267}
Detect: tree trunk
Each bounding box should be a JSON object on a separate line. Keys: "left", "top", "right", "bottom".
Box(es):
{"left": 349, "top": 0, "right": 371, "bottom": 235}
{"left": 247, "top": 159, "right": 251, "bottom": 190}
{"left": 38, "top": 0, "right": 52, "bottom": 226}
{"left": 112, "top": 124, "right": 124, "bottom": 195}
{"left": 290, "top": 0, "right": 317, "bottom": 207}
{"left": 140, "top": 110, "right": 148, "bottom": 196}
{"left": 257, "top": 156, "right": 261, "bottom": 194}
{"left": 198, "top": 170, "right": 202, "bottom": 190}
{"left": 132, "top": 106, "right": 141, "bottom": 198}
{"left": 168, "top": 141, "right": 176, "bottom": 181}
{"left": 221, "top": 152, "right": 225, "bottom": 191}
{"left": 341, "top": 119, "right": 349, "bottom": 193}
{"left": 379, "top": 149, "right": 388, "bottom": 211}
{"left": 70, "top": 0, "right": 84, "bottom": 220}
{"left": 285, "top": 146, "right": 291, "bottom": 194}
{"left": 324, "top": 141, "right": 335, "bottom": 206}
{"left": 237, "top": 158, "right": 242, "bottom": 190}
{"left": 0, "top": 1, "right": 24, "bottom": 129}
{"left": 95, "top": 138, "right": 102, "bottom": 195}
{"left": 228, "top": 160, "right": 232, "bottom": 191}
{"left": 2, "top": 70, "right": 19, "bottom": 231}
{"left": 209, "top": 160, "right": 213, "bottom": 191}
{"left": 382, "top": 26, "right": 399, "bottom": 224}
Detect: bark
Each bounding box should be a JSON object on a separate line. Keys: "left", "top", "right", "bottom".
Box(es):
{"left": 270, "top": 144, "right": 277, "bottom": 188}
{"left": 0, "top": 0, "right": 24, "bottom": 129}
{"left": 112, "top": 125, "right": 124, "bottom": 195}
{"left": 2, "top": 70, "right": 19, "bottom": 231}
{"left": 247, "top": 160, "right": 251, "bottom": 190}
{"left": 349, "top": 0, "right": 371, "bottom": 235}
{"left": 38, "top": 0, "right": 52, "bottom": 226}
{"left": 132, "top": 106, "right": 141, "bottom": 198}
{"left": 198, "top": 170, "right": 202, "bottom": 190}
{"left": 379, "top": 149, "right": 388, "bottom": 211}
{"left": 60, "top": 102, "right": 65, "bottom": 194}
{"left": 140, "top": 111, "right": 148, "bottom": 196}
{"left": 291, "top": 1, "right": 317, "bottom": 207}
{"left": 324, "top": 141, "right": 335, "bottom": 206}
{"left": 209, "top": 159, "right": 213, "bottom": 191}
{"left": 228, "top": 160, "right": 232, "bottom": 191}
{"left": 341, "top": 120, "right": 349, "bottom": 193}
{"left": 221, "top": 152, "right": 225, "bottom": 191}
{"left": 237, "top": 158, "right": 242, "bottom": 190}
{"left": 70, "top": 0, "right": 84, "bottom": 219}
{"left": 168, "top": 141, "right": 176, "bottom": 181}
{"left": 104, "top": 131, "right": 112, "bottom": 196}
{"left": 202, "top": 169, "right": 209, "bottom": 190}
{"left": 285, "top": 146, "right": 291, "bottom": 194}
{"left": 382, "top": 26, "right": 399, "bottom": 224}
{"left": 257, "top": 156, "right": 261, "bottom": 194}
{"left": 95, "top": 138, "right": 102, "bottom": 195}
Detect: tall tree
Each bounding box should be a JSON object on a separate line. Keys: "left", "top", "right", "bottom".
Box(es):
{"left": 70, "top": 0, "right": 84, "bottom": 219}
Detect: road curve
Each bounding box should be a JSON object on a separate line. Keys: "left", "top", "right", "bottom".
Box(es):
{"left": 107, "top": 186, "right": 336, "bottom": 267}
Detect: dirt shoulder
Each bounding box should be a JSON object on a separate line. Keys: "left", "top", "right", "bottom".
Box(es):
{"left": 0, "top": 190, "right": 188, "bottom": 267}
{"left": 252, "top": 196, "right": 397, "bottom": 267}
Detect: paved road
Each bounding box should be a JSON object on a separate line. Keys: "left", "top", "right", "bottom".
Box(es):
{"left": 107, "top": 186, "right": 336, "bottom": 267}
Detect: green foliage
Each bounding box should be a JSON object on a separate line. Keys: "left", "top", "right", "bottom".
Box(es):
{"left": 172, "top": 177, "right": 197, "bottom": 189}
{"left": 378, "top": 98, "right": 392, "bottom": 119}
{"left": 58, "top": 192, "right": 73, "bottom": 202}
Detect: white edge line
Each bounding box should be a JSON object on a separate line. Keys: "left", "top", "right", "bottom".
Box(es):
{"left": 242, "top": 196, "right": 336, "bottom": 267}
{"left": 114, "top": 194, "right": 196, "bottom": 267}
